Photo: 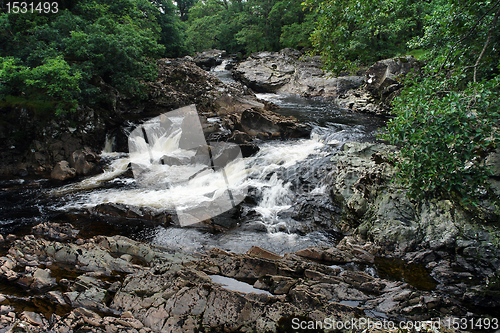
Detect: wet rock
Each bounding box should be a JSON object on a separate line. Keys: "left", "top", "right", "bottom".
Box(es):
{"left": 47, "top": 291, "right": 68, "bottom": 306}
{"left": 73, "top": 307, "right": 103, "bottom": 327}
{"left": 20, "top": 311, "right": 44, "bottom": 326}
{"left": 8, "top": 234, "right": 193, "bottom": 276}
{"left": 193, "top": 49, "right": 226, "bottom": 70}
{"left": 72, "top": 274, "right": 108, "bottom": 291}
{"left": 290, "top": 194, "right": 342, "bottom": 232}
{"left": 32, "top": 222, "right": 80, "bottom": 241}
{"left": 233, "top": 49, "right": 364, "bottom": 96}
{"left": 246, "top": 246, "right": 283, "bottom": 260}
{"left": 365, "top": 56, "right": 422, "bottom": 100}
{"left": 50, "top": 160, "right": 76, "bottom": 181}
{"left": 238, "top": 108, "right": 311, "bottom": 139}
{"left": 30, "top": 268, "right": 57, "bottom": 291}
{"left": 69, "top": 148, "right": 101, "bottom": 176}
{"left": 64, "top": 287, "right": 114, "bottom": 314}
{"left": 0, "top": 257, "right": 19, "bottom": 281}
{"left": 91, "top": 202, "right": 175, "bottom": 226}
{"left": 295, "top": 247, "right": 354, "bottom": 264}
{"left": 254, "top": 275, "right": 297, "bottom": 294}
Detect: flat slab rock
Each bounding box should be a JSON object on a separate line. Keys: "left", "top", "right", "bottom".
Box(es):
{"left": 0, "top": 223, "right": 482, "bottom": 333}
{"left": 233, "top": 48, "right": 364, "bottom": 97}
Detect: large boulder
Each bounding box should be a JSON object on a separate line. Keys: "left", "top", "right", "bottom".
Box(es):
{"left": 233, "top": 49, "right": 364, "bottom": 96}
{"left": 193, "top": 49, "right": 226, "bottom": 70}
{"left": 50, "top": 160, "right": 76, "bottom": 181}
{"left": 365, "top": 56, "right": 422, "bottom": 100}
{"left": 337, "top": 56, "right": 423, "bottom": 115}
{"left": 69, "top": 148, "right": 101, "bottom": 176}
{"left": 235, "top": 108, "right": 311, "bottom": 139}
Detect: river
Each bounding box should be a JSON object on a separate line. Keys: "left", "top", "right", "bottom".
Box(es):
{"left": 0, "top": 62, "right": 386, "bottom": 257}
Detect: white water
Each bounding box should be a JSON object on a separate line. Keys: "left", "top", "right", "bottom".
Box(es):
{"left": 51, "top": 130, "right": 325, "bottom": 216}
{"left": 47, "top": 66, "right": 385, "bottom": 254}
{"left": 48, "top": 124, "right": 333, "bottom": 254}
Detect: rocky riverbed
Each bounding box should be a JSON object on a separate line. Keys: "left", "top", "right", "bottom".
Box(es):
{"left": 1, "top": 142, "right": 499, "bottom": 332}
{"left": 1, "top": 49, "right": 499, "bottom": 332}
{"left": 0, "top": 221, "right": 469, "bottom": 332}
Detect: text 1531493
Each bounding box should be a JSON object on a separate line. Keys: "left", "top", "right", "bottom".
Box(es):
{"left": 6, "top": 2, "right": 58, "bottom": 14}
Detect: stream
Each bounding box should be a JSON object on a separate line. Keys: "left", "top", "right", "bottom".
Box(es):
{"left": 1, "top": 71, "right": 386, "bottom": 258}
{"left": 0, "top": 62, "right": 457, "bottom": 322}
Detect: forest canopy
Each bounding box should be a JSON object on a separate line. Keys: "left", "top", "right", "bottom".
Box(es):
{"left": 307, "top": 0, "right": 500, "bottom": 206}
{"left": 0, "top": 0, "right": 185, "bottom": 115}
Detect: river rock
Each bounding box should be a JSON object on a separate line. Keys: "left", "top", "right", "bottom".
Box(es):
{"left": 91, "top": 202, "right": 175, "bottom": 226}
{"left": 50, "top": 160, "right": 76, "bottom": 181}
{"left": 233, "top": 48, "right": 364, "bottom": 96}
{"left": 30, "top": 268, "right": 57, "bottom": 291}
{"left": 0, "top": 225, "right": 486, "bottom": 332}
{"left": 336, "top": 56, "right": 423, "bottom": 115}
{"left": 32, "top": 222, "right": 80, "bottom": 241}
{"left": 365, "top": 56, "right": 422, "bottom": 100}
{"left": 69, "top": 148, "right": 101, "bottom": 176}
{"left": 193, "top": 49, "right": 226, "bottom": 70}
{"left": 237, "top": 108, "right": 311, "bottom": 139}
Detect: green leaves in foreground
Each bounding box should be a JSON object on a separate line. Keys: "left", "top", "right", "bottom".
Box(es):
{"left": 381, "top": 73, "right": 500, "bottom": 205}
{"left": 0, "top": 56, "right": 82, "bottom": 115}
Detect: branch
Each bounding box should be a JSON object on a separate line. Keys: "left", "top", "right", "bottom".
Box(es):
{"left": 473, "top": 5, "right": 500, "bottom": 82}
{"left": 439, "top": 0, "right": 500, "bottom": 74}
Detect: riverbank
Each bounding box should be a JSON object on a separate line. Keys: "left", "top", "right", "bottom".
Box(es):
{"left": 0, "top": 50, "right": 499, "bottom": 332}
{"left": 1, "top": 142, "right": 499, "bottom": 332}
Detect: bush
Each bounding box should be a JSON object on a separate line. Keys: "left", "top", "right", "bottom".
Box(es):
{"left": 381, "top": 72, "right": 500, "bottom": 206}
{"left": 0, "top": 56, "right": 82, "bottom": 115}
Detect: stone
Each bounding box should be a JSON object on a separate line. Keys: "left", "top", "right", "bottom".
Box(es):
{"left": 47, "top": 291, "right": 68, "bottom": 306}
{"left": 238, "top": 108, "right": 311, "bottom": 139}
{"left": 50, "top": 160, "right": 76, "bottom": 181}
{"left": 233, "top": 49, "right": 364, "bottom": 96}
{"left": 32, "top": 222, "right": 79, "bottom": 241}
{"left": 5, "top": 234, "right": 16, "bottom": 241}
{"left": 193, "top": 49, "right": 226, "bottom": 70}
{"left": 365, "top": 56, "right": 422, "bottom": 100}
{"left": 31, "top": 268, "right": 57, "bottom": 291}
{"left": 69, "top": 149, "right": 99, "bottom": 176}
{"left": 21, "top": 311, "right": 44, "bottom": 326}
{"left": 246, "top": 246, "right": 283, "bottom": 260}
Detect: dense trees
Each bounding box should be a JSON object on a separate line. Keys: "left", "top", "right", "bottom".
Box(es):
{"left": 309, "top": 0, "right": 500, "bottom": 205}
{"left": 381, "top": 0, "right": 500, "bottom": 206}
{"left": 0, "top": 0, "right": 185, "bottom": 115}
{"left": 184, "top": 0, "right": 317, "bottom": 54}
{"left": 308, "top": 0, "right": 431, "bottom": 73}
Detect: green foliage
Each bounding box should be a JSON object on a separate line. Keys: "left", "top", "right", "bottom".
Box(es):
{"left": 177, "top": 0, "right": 196, "bottom": 21}
{"left": 0, "top": 56, "right": 82, "bottom": 114}
{"left": 185, "top": 0, "right": 316, "bottom": 54}
{"left": 0, "top": 0, "right": 186, "bottom": 116}
{"left": 280, "top": 11, "right": 318, "bottom": 49}
{"left": 308, "top": 0, "right": 431, "bottom": 73}
{"left": 311, "top": 0, "right": 500, "bottom": 206}
{"left": 381, "top": 73, "right": 500, "bottom": 204}
{"left": 378, "top": 0, "right": 500, "bottom": 206}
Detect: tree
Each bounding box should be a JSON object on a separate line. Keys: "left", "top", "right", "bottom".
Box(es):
{"left": 312, "top": 0, "right": 500, "bottom": 207}
{"left": 177, "top": 0, "right": 196, "bottom": 21}
{"left": 381, "top": 0, "right": 500, "bottom": 206}
{"left": 308, "top": 0, "right": 431, "bottom": 73}
{"left": 185, "top": 0, "right": 317, "bottom": 54}
{"left": 0, "top": 0, "right": 185, "bottom": 116}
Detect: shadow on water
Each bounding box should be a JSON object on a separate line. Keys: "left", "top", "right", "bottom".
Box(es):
{"left": 374, "top": 257, "right": 438, "bottom": 291}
